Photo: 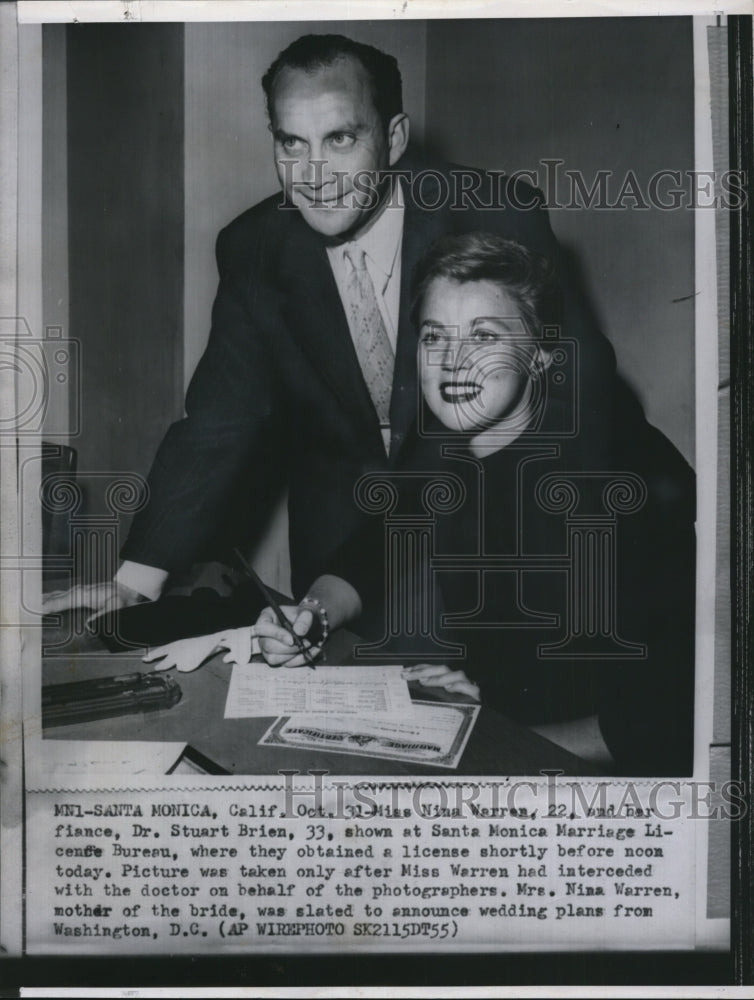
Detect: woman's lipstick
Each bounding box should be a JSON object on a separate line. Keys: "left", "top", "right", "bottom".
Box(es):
{"left": 439, "top": 381, "right": 482, "bottom": 403}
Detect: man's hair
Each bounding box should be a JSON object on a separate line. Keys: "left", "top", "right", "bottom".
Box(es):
{"left": 262, "top": 34, "right": 403, "bottom": 130}
{"left": 410, "top": 232, "right": 559, "bottom": 337}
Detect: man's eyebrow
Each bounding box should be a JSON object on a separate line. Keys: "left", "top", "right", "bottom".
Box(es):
{"left": 325, "top": 120, "right": 366, "bottom": 136}
{"left": 272, "top": 128, "right": 304, "bottom": 143}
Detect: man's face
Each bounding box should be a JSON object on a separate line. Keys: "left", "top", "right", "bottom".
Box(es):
{"left": 419, "top": 277, "right": 546, "bottom": 435}
{"left": 270, "top": 57, "right": 399, "bottom": 239}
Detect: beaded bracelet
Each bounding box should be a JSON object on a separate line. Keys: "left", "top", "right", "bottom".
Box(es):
{"left": 299, "top": 596, "right": 329, "bottom": 645}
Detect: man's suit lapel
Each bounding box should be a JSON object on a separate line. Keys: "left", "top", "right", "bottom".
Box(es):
{"left": 277, "top": 216, "right": 385, "bottom": 450}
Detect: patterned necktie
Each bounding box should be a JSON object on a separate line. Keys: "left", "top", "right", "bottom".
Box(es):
{"left": 343, "top": 245, "right": 395, "bottom": 440}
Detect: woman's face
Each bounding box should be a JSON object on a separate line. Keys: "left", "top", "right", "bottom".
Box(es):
{"left": 418, "top": 277, "right": 544, "bottom": 435}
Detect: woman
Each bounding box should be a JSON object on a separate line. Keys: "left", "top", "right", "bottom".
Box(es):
{"left": 255, "top": 233, "right": 696, "bottom": 775}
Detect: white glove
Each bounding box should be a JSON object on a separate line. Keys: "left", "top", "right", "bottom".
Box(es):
{"left": 143, "top": 626, "right": 260, "bottom": 673}
{"left": 217, "top": 626, "right": 259, "bottom": 667}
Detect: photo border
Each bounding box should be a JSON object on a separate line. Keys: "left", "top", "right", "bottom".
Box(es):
{"left": 729, "top": 12, "right": 754, "bottom": 990}
{"left": 0, "top": 4, "right": 751, "bottom": 994}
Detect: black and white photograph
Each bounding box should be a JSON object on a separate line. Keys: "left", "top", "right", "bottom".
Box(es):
{"left": 0, "top": 0, "right": 751, "bottom": 992}
{"left": 32, "top": 15, "right": 707, "bottom": 778}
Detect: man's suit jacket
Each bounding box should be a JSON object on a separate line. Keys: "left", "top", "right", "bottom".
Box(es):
{"left": 121, "top": 148, "right": 630, "bottom": 597}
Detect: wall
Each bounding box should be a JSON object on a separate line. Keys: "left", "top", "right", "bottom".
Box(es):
{"left": 424, "top": 17, "right": 696, "bottom": 463}
{"left": 66, "top": 25, "right": 185, "bottom": 525}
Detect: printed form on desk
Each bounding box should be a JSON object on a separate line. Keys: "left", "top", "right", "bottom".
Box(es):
{"left": 223, "top": 663, "right": 413, "bottom": 718}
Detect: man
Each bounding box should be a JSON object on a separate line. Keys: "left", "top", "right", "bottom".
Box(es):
{"left": 45, "top": 33, "right": 626, "bottom": 619}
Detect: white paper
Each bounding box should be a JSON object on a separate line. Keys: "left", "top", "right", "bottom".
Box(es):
{"left": 223, "top": 662, "right": 413, "bottom": 718}
{"left": 26, "top": 741, "right": 187, "bottom": 786}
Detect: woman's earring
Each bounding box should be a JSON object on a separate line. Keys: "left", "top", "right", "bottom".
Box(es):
{"left": 529, "top": 347, "right": 550, "bottom": 380}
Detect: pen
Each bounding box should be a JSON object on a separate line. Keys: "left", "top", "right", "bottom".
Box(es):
{"left": 233, "top": 548, "right": 317, "bottom": 669}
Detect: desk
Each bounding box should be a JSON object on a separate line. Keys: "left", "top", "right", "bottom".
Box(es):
{"left": 42, "top": 617, "right": 599, "bottom": 776}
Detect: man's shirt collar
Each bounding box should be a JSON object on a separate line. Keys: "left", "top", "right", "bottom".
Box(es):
{"left": 342, "top": 179, "right": 405, "bottom": 289}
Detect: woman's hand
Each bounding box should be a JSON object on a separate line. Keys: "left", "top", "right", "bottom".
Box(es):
{"left": 402, "top": 663, "right": 480, "bottom": 700}
{"left": 255, "top": 605, "right": 320, "bottom": 667}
